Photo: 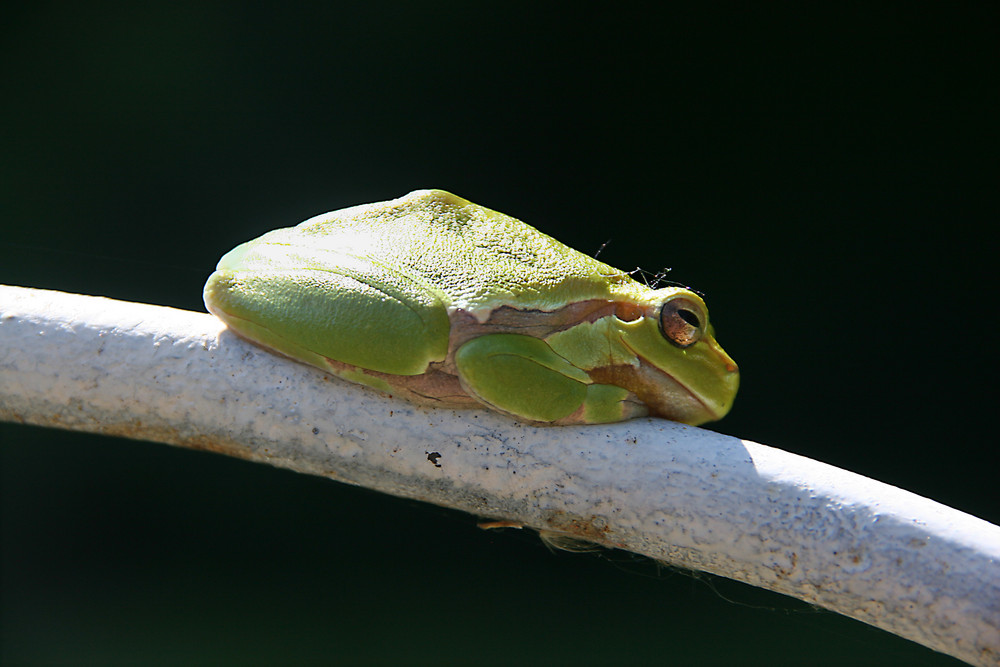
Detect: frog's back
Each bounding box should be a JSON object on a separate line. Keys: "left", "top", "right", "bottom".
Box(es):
{"left": 286, "top": 189, "right": 643, "bottom": 319}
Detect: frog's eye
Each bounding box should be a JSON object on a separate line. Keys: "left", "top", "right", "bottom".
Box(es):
{"left": 659, "top": 296, "right": 706, "bottom": 348}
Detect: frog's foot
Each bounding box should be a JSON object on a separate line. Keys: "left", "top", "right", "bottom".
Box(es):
{"left": 454, "top": 334, "right": 646, "bottom": 424}
{"left": 551, "top": 388, "right": 648, "bottom": 426}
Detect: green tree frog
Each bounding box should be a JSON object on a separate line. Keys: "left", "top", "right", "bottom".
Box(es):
{"left": 204, "top": 190, "right": 738, "bottom": 425}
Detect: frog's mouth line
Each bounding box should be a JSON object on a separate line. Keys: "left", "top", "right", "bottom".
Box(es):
{"left": 589, "top": 352, "right": 717, "bottom": 426}
{"left": 640, "top": 359, "right": 718, "bottom": 423}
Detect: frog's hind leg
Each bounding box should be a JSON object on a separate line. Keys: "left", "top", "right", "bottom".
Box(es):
{"left": 454, "top": 333, "right": 646, "bottom": 424}
{"left": 206, "top": 248, "right": 452, "bottom": 377}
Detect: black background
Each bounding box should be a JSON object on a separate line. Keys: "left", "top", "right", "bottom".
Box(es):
{"left": 1, "top": 4, "right": 996, "bottom": 665}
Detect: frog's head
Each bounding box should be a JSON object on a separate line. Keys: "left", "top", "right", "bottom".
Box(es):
{"left": 600, "top": 288, "right": 739, "bottom": 425}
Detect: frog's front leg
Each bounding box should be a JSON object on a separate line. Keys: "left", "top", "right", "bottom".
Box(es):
{"left": 454, "top": 334, "right": 647, "bottom": 424}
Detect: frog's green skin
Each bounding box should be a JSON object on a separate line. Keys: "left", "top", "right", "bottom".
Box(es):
{"left": 204, "top": 189, "right": 738, "bottom": 425}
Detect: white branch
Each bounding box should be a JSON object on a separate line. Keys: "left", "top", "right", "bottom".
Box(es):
{"left": 1, "top": 285, "right": 997, "bottom": 666}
